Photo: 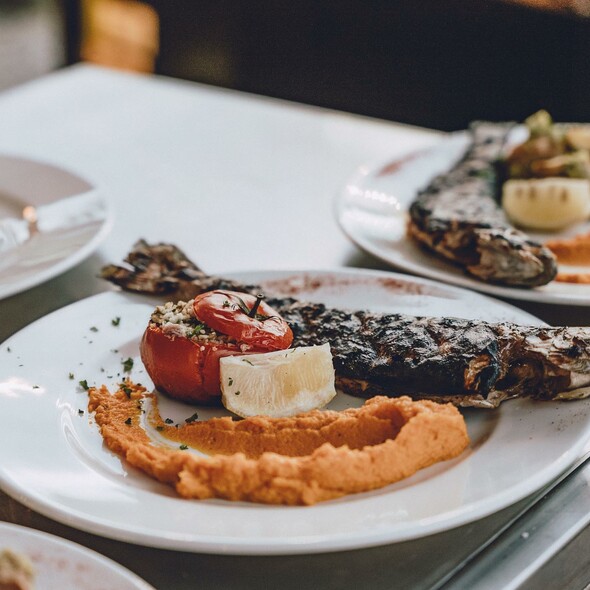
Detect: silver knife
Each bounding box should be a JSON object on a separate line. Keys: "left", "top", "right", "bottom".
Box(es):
{"left": 0, "top": 189, "right": 106, "bottom": 254}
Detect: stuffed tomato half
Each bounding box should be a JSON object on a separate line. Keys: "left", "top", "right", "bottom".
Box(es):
{"left": 140, "top": 290, "right": 293, "bottom": 404}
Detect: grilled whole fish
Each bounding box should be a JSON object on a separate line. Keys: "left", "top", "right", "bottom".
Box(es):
{"left": 101, "top": 241, "right": 590, "bottom": 408}
{"left": 408, "top": 122, "right": 558, "bottom": 287}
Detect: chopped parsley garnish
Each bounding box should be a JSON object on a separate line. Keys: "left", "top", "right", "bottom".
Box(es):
{"left": 228, "top": 377, "right": 233, "bottom": 386}
{"left": 32, "top": 385, "right": 39, "bottom": 389}
{"left": 111, "top": 317, "right": 121, "bottom": 327}
{"left": 165, "top": 418, "right": 174, "bottom": 424}
{"left": 125, "top": 417, "right": 132, "bottom": 426}
{"left": 179, "top": 444, "right": 188, "bottom": 450}
{"left": 78, "top": 409, "right": 84, "bottom": 416}
{"left": 69, "top": 372, "right": 74, "bottom": 380}
{"left": 79, "top": 379, "right": 89, "bottom": 391}
{"left": 188, "top": 323, "right": 206, "bottom": 338}
{"left": 474, "top": 168, "right": 494, "bottom": 180}
{"left": 90, "top": 326, "right": 98, "bottom": 332}
{"left": 156, "top": 426, "right": 164, "bottom": 432}
{"left": 234, "top": 390, "right": 241, "bottom": 396}
{"left": 6, "top": 347, "right": 10, "bottom": 353}
{"left": 122, "top": 386, "right": 132, "bottom": 398}
{"left": 185, "top": 412, "right": 199, "bottom": 423}
{"left": 242, "top": 359, "right": 254, "bottom": 366}
{"left": 122, "top": 358, "right": 134, "bottom": 373}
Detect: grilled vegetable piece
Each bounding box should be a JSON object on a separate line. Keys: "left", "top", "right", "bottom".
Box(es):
{"left": 102, "top": 241, "right": 590, "bottom": 408}
{"left": 566, "top": 127, "right": 590, "bottom": 152}
{"left": 505, "top": 111, "right": 590, "bottom": 179}
{"left": 408, "top": 122, "right": 557, "bottom": 287}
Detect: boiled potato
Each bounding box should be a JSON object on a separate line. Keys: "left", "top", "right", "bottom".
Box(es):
{"left": 502, "top": 178, "right": 590, "bottom": 230}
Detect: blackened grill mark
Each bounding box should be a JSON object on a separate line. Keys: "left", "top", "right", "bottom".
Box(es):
{"left": 567, "top": 344, "right": 583, "bottom": 358}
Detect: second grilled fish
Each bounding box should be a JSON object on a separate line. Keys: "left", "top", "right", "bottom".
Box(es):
{"left": 408, "top": 122, "right": 558, "bottom": 287}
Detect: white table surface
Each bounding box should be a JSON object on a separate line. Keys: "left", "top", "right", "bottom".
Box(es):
{"left": 0, "top": 64, "right": 588, "bottom": 590}
{"left": 0, "top": 64, "right": 441, "bottom": 337}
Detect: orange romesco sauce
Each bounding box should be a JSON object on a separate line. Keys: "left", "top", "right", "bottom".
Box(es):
{"left": 546, "top": 232, "right": 590, "bottom": 283}
{"left": 87, "top": 383, "right": 469, "bottom": 505}
{"left": 555, "top": 272, "right": 590, "bottom": 284}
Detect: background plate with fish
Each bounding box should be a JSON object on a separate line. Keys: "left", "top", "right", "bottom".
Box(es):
{"left": 336, "top": 133, "right": 590, "bottom": 304}
{"left": 1, "top": 269, "right": 590, "bottom": 554}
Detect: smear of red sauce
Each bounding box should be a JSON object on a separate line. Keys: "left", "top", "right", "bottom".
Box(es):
{"left": 260, "top": 273, "right": 453, "bottom": 298}
{"left": 377, "top": 151, "right": 424, "bottom": 177}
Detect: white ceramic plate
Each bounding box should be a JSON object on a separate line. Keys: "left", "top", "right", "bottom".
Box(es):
{"left": 0, "top": 155, "right": 113, "bottom": 300}
{"left": 336, "top": 133, "right": 590, "bottom": 305}
{"left": 0, "top": 522, "right": 154, "bottom": 589}
{"left": 1, "top": 269, "right": 589, "bottom": 555}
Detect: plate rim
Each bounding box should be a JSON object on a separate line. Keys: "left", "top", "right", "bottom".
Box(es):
{"left": 0, "top": 154, "right": 114, "bottom": 300}
{"left": 0, "top": 521, "right": 155, "bottom": 589}
{"left": 335, "top": 135, "right": 590, "bottom": 306}
{"left": 1, "top": 268, "right": 589, "bottom": 555}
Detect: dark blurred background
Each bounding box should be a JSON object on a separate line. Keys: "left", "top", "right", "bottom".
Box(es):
{"left": 2, "top": 0, "right": 590, "bottom": 130}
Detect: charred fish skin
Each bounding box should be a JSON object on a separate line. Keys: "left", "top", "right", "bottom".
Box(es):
{"left": 284, "top": 305, "right": 590, "bottom": 408}
{"left": 101, "top": 240, "right": 264, "bottom": 301}
{"left": 280, "top": 303, "right": 503, "bottom": 406}
{"left": 408, "top": 122, "right": 558, "bottom": 287}
{"left": 101, "top": 241, "right": 590, "bottom": 408}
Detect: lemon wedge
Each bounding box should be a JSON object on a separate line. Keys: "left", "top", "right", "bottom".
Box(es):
{"left": 219, "top": 344, "right": 337, "bottom": 418}
{"left": 502, "top": 178, "right": 590, "bottom": 230}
